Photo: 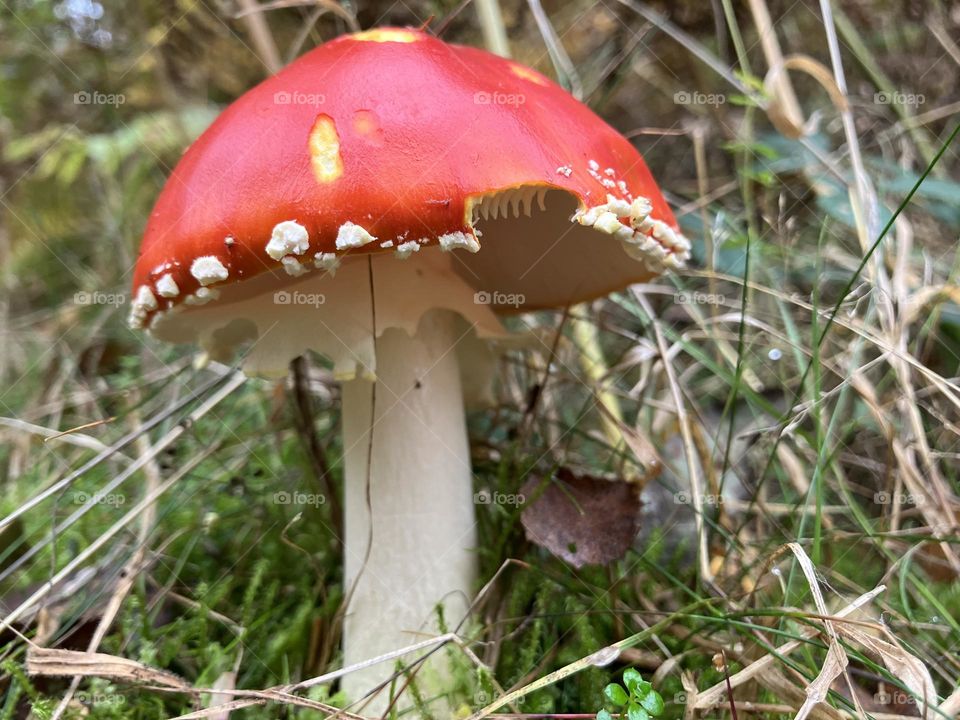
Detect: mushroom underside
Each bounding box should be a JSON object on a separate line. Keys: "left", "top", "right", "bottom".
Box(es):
{"left": 148, "top": 187, "right": 677, "bottom": 378}
{"left": 142, "top": 186, "right": 687, "bottom": 708}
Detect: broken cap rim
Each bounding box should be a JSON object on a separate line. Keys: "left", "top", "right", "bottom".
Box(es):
{"left": 129, "top": 26, "right": 690, "bottom": 330}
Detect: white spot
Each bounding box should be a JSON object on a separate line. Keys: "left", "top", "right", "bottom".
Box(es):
{"left": 190, "top": 256, "right": 229, "bottom": 286}
{"left": 604, "top": 168, "right": 616, "bottom": 177}
{"left": 313, "top": 252, "right": 340, "bottom": 274}
{"left": 588, "top": 159, "right": 600, "bottom": 171}
{"left": 335, "top": 221, "right": 377, "bottom": 250}
{"left": 156, "top": 273, "right": 179, "bottom": 298}
{"left": 395, "top": 240, "right": 421, "bottom": 259}
{"left": 184, "top": 287, "right": 220, "bottom": 305}
{"left": 556, "top": 165, "right": 573, "bottom": 177}
{"left": 438, "top": 231, "right": 480, "bottom": 253}
{"left": 601, "top": 178, "right": 617, "bottom": 189}
{"left": 593, "top": 211, "right": 627, "bottom": 236}
{"left": 128, "top": 285, "right": 158, "bottom": 329}
{"left": 379, "top": 240, "right": 394, "bottom": 248}
{"left": 266, "top": 220, "right": 309, "bottom": 260}
{"left": 574, "top": 193, "right": 690, "bottom": 273}
{"left": 618, "top": 180, "right": 630, "bottom": 196}
{"left": 281, "top": 256, "right": 307, "bottom": 276}
{"left": 630, "top": 197, "right": 653, "bottom": 220}
{"left": 224, "top": 236, "right": 235, "bottom": 246}
{"left": 768, "top": 348, "right": 782, "bottom": 361}
{"left": 134, "top": 285, "right": 158, "bottom": 311}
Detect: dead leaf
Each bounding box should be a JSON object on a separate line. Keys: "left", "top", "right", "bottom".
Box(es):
{"left": 835, "top": 624, "right": 937, "bottom": 719}
{"left": 520, "top": 468, "right": 641, "bottom": 568}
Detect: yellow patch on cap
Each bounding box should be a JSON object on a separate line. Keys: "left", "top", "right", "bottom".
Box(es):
{"left": 352, "top": 110, "right": 384, "bottom": 146}
{"left": 309, "top": 114, "right": 343, "bottom": 183}
{"left": 510, "top": 63, "right": 548, "bottom": 86}
{"left": 353, "top": 110, "right": 377, "bottom": 135}
{"left": 352, "top": 28, "right": 420, "bottom": 43}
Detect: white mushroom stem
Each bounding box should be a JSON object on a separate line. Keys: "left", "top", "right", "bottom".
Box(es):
{"left": 340, "top": 310, "right": 477, "bottom": 709}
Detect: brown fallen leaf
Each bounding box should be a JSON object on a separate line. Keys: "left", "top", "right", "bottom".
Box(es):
{"left": 834, "top": 624, "right": 937, "bottom": 719}
{"left": 520, "top": 468, "right": 641, "bottom": 568}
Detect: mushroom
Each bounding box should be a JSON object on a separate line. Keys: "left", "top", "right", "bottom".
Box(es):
{"left": 129, "top": 27, "right": 690, "bottom": 707}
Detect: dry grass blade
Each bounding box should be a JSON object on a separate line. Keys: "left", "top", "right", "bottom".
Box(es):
{"left": 0, "top": 369, "right": 239, "bottom": 534}
{"left": 0, "top": 440, "right": 217, "bottom": 634}
{"left": 0, "top": 416, "right": 128, "bottom": 458}
{"left": 166, "top": 690, "right": 360, "bottom": 720}
{"left": 615, "top": 417, "right": 662, "bottom": 485}
{"left": 26, "top": 648, "right": 192, "bottom": 692}
{"left": 632, "top": 289, "right": 711, "bottom": 582}
{"left": 205, "top": 671, "right": 239, "bottom": 720}
{"left": 693, "top": 585, "right": 885, "bottom": 710}
{"left": 48, "top": 409, "right": 165, "bottom": 719}
{"left": 237, "top": 0, "right": 283, "bottom": 74}
{"left": 467, "top": 599, "right": 714, "bottom": 719}
{"left": 232, "top": 0, "right": 360, "bottom": 32}
{"left": 0, "top": 372, "right": 247, "bottom": 587}
{"left": 748, "top": 0, "right": 804, "bottom": 134}
{"left": 526, "top": 0, "right": 582, "bottom": 98}
{"left": 783, "top": 543, "right": 856, "bottom": 720}
{"left": 763, "top": 55, "right": 849, "bottom": 138}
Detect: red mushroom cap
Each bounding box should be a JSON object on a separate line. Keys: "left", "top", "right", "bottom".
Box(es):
{"left": 129, "top": 27, "right": 689, "bottom": 334}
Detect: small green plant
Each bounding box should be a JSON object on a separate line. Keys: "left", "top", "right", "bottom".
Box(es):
{"left": 597, "top": 669, "right": 664, "bottom": 720}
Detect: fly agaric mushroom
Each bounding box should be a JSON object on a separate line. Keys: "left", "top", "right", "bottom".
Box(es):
{"left": 129, "top": 27, "right": 689, "bottom": 706}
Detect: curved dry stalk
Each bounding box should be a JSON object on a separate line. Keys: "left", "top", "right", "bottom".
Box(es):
{"left": 631, "top": 290, "right": 711, "bottom": 582}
